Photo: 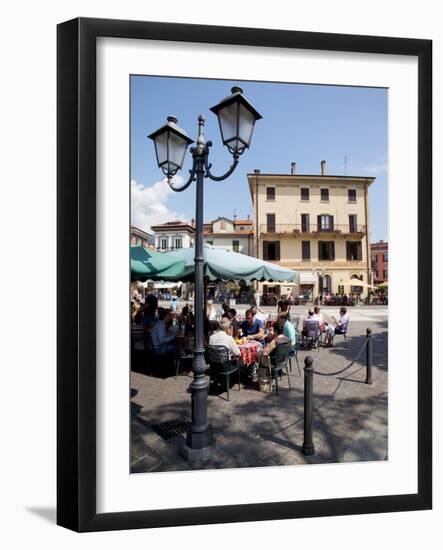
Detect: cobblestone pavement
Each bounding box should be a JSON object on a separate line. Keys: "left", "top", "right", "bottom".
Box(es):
{"left": 131, "top": 306, "right": 387, "bottom": 473}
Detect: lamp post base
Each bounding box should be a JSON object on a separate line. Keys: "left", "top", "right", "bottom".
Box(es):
{"left": 182, "top": 438, "right": 214, "bottom": 467}
{"left": 302, "top": 443, "right": 315, "bottom": 456}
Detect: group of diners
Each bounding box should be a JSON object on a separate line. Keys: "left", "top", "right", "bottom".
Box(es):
{"left": 301, "top": 305, "right": 349, "bottom": 347}
{"left": 208, "top": 306, "right": 296, "bottom": 382}
{"left": 132, "top": 292, "right": 196, "bottom": 358}
{"left": 132, "top": 292, "right": 350, "bottom": 381}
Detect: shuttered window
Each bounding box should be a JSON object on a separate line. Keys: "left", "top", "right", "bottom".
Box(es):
{"left": 263, "top": 240, "right": 280, "bottom": 261}
{"left": 346, "top": 241, "right": 362, "bottom": 261}
{"left": 302, "top": 241, "right": 311, "bottom": 260}
{"left": 318, "top": 241, "right": 335, "bottom": 261}
{"left": 301, "top": 187, "right": 309, "bottom": 201}
{"left": 349, "top": 214, "right": 357, "bottom": 233}
{"left": 266, "top": 187, "right": 275, "bottom": 201}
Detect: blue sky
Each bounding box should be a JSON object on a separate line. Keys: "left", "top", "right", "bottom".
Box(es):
{"left": 131, "top": 75, "right": 387, "bottom": 242}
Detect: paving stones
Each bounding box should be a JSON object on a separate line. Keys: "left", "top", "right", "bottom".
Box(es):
{"left": 130, "top": 307, "right": 388, "bottom": 473}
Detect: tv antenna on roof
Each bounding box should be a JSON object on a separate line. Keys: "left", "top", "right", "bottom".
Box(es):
{"left": 344, "top": 155, "right": 348, "bottom": 176}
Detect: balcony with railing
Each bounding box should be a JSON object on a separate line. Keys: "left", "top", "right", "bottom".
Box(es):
{"left": 259, "top": 223, "right": 366, "bottom": 236}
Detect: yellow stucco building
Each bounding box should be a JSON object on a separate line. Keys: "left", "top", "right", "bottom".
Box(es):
{"left": 248, "top": 162, "right": 375, "bottom": 300}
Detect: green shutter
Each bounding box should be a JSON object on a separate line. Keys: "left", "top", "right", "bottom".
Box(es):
{"left": 275, "top": 241, "right": 281, "bottom": 261}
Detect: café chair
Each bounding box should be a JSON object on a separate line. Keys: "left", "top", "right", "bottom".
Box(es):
{"left": 175, "top": 350, "right": 194, "bottom": 379}
{"left": 289, "top": 313, "right": 300, "bottom": 331}
{"left": 332, "top": 322, "right": 349, "bottom": 347}
{"left": 288, "top": 332, "right": 301, "bottom": 376}
{"left": 304, "top": 320, "right": 321, "bottom": 352}
{"left": 269, "top": 341, "right": 292, "bottom": 395}
{"left": 207, "top": 345, "right": 241, "bottom": 401}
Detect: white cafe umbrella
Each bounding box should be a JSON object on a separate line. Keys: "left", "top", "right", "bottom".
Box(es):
{"left": 343, "top": 278, "right": 377, "bottom": 290}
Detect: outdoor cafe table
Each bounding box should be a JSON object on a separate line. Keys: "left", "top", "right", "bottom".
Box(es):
{"left": 237, "top": 341, "right": 261, "bottom": 365}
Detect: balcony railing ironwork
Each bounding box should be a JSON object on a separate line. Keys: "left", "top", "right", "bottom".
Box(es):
{"left": 259, "top": 223, "right": 366, "bottom": 235}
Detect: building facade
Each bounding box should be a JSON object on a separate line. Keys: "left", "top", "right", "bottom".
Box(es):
{"left": 248, "top": 161, "right": 375, "bottom": 300}
{"left": 150, "top": 220, "right": 195, "bottom": 251}
{"left": 371, "top": 240, "right": 388, "bottom": 283}
{"left": 130, "top": 225, "right": 155, "bottom": 249}
{"left": 203, "top": 215, "right": 254, "bottom": 254}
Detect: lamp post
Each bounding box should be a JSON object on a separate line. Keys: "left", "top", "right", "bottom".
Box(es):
{"left": 148, "top": 87, "right": 262, "bottom": 464}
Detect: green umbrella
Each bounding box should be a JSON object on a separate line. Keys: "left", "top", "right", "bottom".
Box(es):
{"left": 130, "top": 246, "right": 186, "bottom": 281}
{"left": 165, "top": 245, "right": 297, "bottom": 282}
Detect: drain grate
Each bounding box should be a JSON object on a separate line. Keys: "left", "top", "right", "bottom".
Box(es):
{"left": 151, "top": 417, "right": 190, "bottom": 440}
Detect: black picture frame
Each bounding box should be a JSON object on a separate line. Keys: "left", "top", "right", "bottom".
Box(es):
{"left": 57, "top": 17, "right": 432, "bottom": 532}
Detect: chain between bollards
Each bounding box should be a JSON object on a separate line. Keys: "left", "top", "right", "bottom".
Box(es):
{"left": 301, "top": 356, "right": 315, "bottom": 456}
{"left": 302, "top": 328, "right": 374, "bottom": 456}
{"left": 365, "top": 328, "right": 373, "bottom": 385}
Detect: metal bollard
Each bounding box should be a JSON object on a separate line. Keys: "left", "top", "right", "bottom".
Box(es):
{"left": 365, "top": 328, "right": 373, "bottom": 385}
{"left": 302, "top": 356, "right": 315, "bottom": 456}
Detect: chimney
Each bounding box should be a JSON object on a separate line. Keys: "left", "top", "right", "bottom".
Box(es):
{"left": 290, "top": 162, "right": 296, "bottom": 175}
{"left": 191, "top": 218, "right": 195, "bottom": 227}
{"left": 253, "top": 168, "right": 260, "bottom": 175}
{"left": 247, "top": 214, "right": 250, "bottom": 220}
{"left": 321, "top": 160, "right": 326, "bottom": 176}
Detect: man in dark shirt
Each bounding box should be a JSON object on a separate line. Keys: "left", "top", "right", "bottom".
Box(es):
{"left": 240, "top": 309, "right": 265, "bottom": 341}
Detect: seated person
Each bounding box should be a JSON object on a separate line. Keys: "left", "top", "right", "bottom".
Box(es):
{"left": 313, "top": 306, "right": 326, "bottom": 333}
{"left": 131, "top": 300, "right": 142, "bottom": 324}
{"left": 264, "top": 320, "right": 275, "bottom": 344}
{"left": 250, "top": 305, "right": 268, "bottom": 325}
{"left": 302, "top": 309, "right": 316, "bottom": 334}
{"left": 150, "top": 309, "right": 178, "bottom": 356}
{"left": 207, "top": 300, "right": 217, "bottom": 321}
{"left": 278, "top": 312, "right": 296, "bottom": 346}
{"left": 240, "top": 309, "right": 265, "bottom": 342}
{"left": 301, "top": 309, "right": 321, "bottom": 346}
{"left": 209, "top": 318, "right": 241, "bottom": 359}
{"left": 259, "top": 320, "right": 292, "bottom": 369}
{"left": 221, "top": 312, "right": 234, "bottom": 336}
{"left": 143, "top": 293, "right": 158, "bottom": 329}
{"left": 179, "top": 303, "right": 194, "bottom": 329}
{"left": 325, "top": 307, "right": 349, "bottom": 346}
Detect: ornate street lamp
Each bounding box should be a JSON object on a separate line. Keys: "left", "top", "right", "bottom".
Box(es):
{"left": 149, "top": 116, "right": 194, "bottom": 177}
{"left": 148, "top": 87, "right": 262, "bottom": 464}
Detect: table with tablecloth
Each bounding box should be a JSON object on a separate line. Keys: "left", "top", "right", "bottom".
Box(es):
{"left": 237, "top": 341, "right": 261, "bottom": 365}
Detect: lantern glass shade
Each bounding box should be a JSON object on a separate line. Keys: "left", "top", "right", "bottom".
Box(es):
{"left": 210, "top": 87, "right": 262, "bottom": 156}
{"left": 238, "top": 103, "right": 257, "bottom": 148}
{"left": 148, "top": 117, "right": 194, "bottom": 176}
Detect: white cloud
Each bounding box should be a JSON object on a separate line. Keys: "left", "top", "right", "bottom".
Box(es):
{"left": 131, "top": 178, "right": 187, "bottom": 233}
{"left": 361, "top": 162, "right": 387, "bottom": 175}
